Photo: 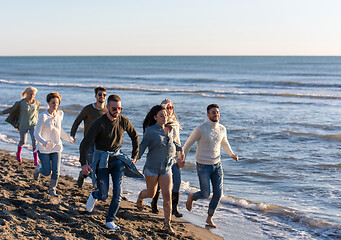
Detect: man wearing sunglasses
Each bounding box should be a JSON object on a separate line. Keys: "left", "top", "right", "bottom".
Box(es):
{"left": 79, "top": 94, "right": 139, "bottom": 230}
{"left": 71, "top": 86, "right": 108, "bottom": 188}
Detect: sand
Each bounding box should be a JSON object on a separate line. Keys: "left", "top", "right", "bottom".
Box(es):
{"left": 0, "top": 150, "right": 223, "bottom": 240}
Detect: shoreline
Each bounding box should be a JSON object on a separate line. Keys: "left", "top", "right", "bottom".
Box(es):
{"left": 0, "top": 149, "right": 223, "bottom": 240}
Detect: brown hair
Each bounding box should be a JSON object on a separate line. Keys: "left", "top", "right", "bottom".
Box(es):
{"left": 46, "top": 92, "right": 62, "bottom": 103}
{"left": 107, "top": 94, "right": 121, "bottom": 103}
{"left": 95, "top": 86, "right": 107, "bottom": 95}
{"left": 207, "top": 104, "right": 219, "bottom": 113}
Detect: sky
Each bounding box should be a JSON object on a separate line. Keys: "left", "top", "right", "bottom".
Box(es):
{"left": 0, "top": 0, "right": 341, "bottom": 56}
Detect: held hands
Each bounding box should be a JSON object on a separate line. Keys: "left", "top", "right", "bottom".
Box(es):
{"left": 231, "top": 154, "right": 239, "bottom": 161}
{"left": 132, "top": 157, "right": 138, "bottom": 164}
{"left": 81, "top": 164, "right": 92, "bottom": 175}
{"left": 177, "top": 150, "right": 185, "bottom": 168}
{"left": 70, "top": 136, "right": 75, "bottom": 143}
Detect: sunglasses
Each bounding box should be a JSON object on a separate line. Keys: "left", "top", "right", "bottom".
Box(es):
{"left": 167, "top": 106, "right": 174, "bottom": 110}
{"left": 98, "top": 93, "right": 107, "bottom": 97}
{"left": 109, "top": 107, "right": 122, "bottom": 111}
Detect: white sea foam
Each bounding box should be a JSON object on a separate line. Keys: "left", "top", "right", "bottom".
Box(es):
{"left": 1, "top": 78, "right": 341, "bottom": 100}
{"left": 0, "top": 133, "right": 17, "bottom": 144}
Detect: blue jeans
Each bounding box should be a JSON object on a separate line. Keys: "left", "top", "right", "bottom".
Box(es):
{"left": 193, "top": 162, "right": 223, "bottom": 216}
{"left": 19, "top": 127, "right": 36, "bottom": 148}
{"left": 92, "top": 159, "right": 125, "bottom": 223}
{"left": 86, "top": 145, "right": 95, "bottom": 165}
{"left": 172, "top": 163, "right": 181, "bottom": 192}
{"left": 38, "top": 152, "right": 61, "bottom": 180}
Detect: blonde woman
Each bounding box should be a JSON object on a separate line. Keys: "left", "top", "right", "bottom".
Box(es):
{"left": 33, "top": 92, "right": 74, "bottom": 196}
{"left": 0, "top": 87, "right": 40, "bottom": 165}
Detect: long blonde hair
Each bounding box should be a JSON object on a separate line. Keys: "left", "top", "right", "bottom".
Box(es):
{"left": 160, "top": 98, "right": 182, "bottom": 129}
{"left": 21, "top": 87, "right": 38, "bottom": 98}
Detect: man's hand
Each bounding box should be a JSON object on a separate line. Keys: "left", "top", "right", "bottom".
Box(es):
{"left": 231, "top": 154, "right": 239, "bottom": 162}
{"left": 81, "top": 164, "right": 92, "bottom": 175}
{"left": 132, "top": 157, "right": 138, "bottom": 164}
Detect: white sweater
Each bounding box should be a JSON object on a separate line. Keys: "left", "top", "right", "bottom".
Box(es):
{"left": 183, "top": 119, "right": 234, "bottom": 165}
{"left": 34, "top": 110, "right": 73, "bottom": 154}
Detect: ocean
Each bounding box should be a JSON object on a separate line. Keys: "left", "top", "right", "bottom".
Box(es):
{"left": 0, "top": 56, "right": 340, "bottom": 239}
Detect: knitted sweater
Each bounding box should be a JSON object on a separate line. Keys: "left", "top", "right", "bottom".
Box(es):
{"left": 183, "top": 119, "right": 234, "bottom": 165}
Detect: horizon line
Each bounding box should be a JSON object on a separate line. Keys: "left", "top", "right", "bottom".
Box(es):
{"left": 1, "top": 55, "right": 341, "bottom": 57}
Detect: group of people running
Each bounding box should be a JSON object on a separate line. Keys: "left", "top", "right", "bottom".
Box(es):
{"left": 0, "top": 86, "right": 238, "bottom": 235}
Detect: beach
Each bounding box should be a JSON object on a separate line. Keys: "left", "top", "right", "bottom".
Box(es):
{"left": 0, "top": 149, "right": 222, "bottom": 240}
{"left": 0, "top": 56, "right": 340, "bottom": 239}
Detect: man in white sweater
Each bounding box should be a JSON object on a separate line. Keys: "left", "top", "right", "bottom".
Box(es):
{"left": 183, "top": 104, "right": 238, "bottom": 228}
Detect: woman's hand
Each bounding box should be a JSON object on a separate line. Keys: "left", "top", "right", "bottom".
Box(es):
{"left": 177, "top": 151, "right": 185, "bottom": 168}
{"left": 44, "top": 140, "right": 52, "bottom": 147}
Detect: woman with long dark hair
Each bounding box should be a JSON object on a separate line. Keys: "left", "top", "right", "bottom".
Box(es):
{"left": 151, "top": 99, "right": 184, "bottom": 217}
{"left": 136, "top": 105, "right": 184, "bottom": 234}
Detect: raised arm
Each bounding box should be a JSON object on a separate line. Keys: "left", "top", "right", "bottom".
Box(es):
{"left": 1, "top": 101, "right": 20, "bottom": 115}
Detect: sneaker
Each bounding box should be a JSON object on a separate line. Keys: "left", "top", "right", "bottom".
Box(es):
{"left": 105, "top": 221, "right": 120, "bottom": 230}
{"left": 77, "top": 171, "right": 85, "bottom": 188}
{"left": 34, "top": 165, "right": 40, "bottom": 180}
{"left": 86, "top": 192, "right": 97, "bottom": 212}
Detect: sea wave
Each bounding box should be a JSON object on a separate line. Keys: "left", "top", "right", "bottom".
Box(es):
{"left": 221, "top": 195, "right": 341, "bottom": 238}
{"left": 288, "top": 122, "right": 341, "bottom": 130}
{"left": 285, "top": 130, "right": 341, "bottom": 141}
{"left": 1, "top": 79, "right": 341, "bottom": 100}
{"left": 245, "top": 80, "right": 341, "bottom": 88}
{"left": 0, "top": 133, "right": 18, "bottom": 145}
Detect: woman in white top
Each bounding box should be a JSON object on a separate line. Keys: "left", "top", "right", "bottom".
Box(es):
{"left": 33, "top": 92, "right": 74, "bottom": 196}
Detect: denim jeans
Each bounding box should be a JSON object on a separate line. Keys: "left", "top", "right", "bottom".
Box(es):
{"left": 172, "top": 163, "right": 181, "bottom": 192}
{"left": 19, "top": 127, "right": 36, "bottom": 148}
{"left": 38, "top": 152, "right": 61, "bottom": 180}
{"left": 86, "top": 145, "right": 95, "bottom": 165}
{"left": 193, "top": 162, "right": 223, "bottom": 216}
{"left": 92, "top": 159, "right": 125, "bottom": 223}
{"left": 155, "top": 162, "right": 181, "bottom": 193}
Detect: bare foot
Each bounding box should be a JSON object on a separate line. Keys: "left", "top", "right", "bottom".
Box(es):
{"left": 136, "top": 192, "right": 144, "bottom": 211}
{"left": 163, "top": 223, "right": 175, "bottom": 235}
{"left": 206, "top": 217, "right": 218, "bottom": 228}
{"left": 186, "top": 193, "right": 193, "bottom": 211}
